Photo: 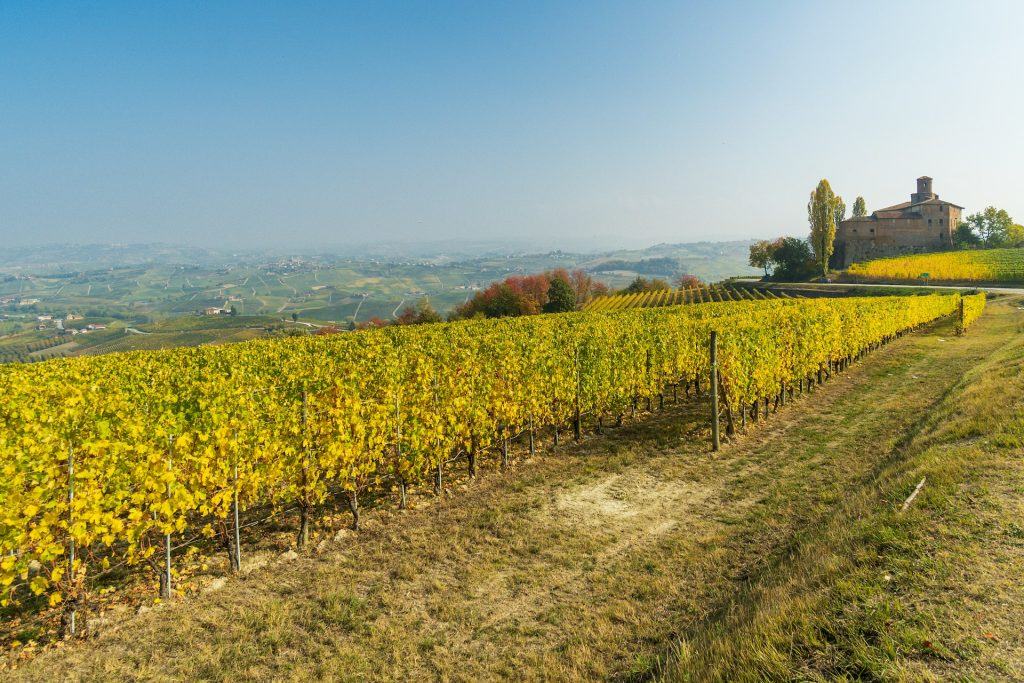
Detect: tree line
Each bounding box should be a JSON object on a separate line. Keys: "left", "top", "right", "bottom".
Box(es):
{"left": 374, "top": 269, "right": 708, "bottom": 327}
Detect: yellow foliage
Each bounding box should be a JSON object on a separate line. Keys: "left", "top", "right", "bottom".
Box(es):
{"left": 958, "top": 293, "right": 986, "bottom": 334}
{"left": 0, "top": 293, "right": 967, "bottom": 606}
{"left": 848, "top": 248, "right": 1024, "bottom": 282}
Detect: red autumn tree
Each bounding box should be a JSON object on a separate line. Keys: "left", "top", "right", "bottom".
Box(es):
{"left": 451, "top": 269, "right": 609, "bottom": 320}
{"left": 676, "top": 274, "right": 702, "bottom": 289}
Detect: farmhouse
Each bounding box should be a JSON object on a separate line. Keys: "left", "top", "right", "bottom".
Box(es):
{"left": 832, "top": 176, "right": 963, "bottom": 268}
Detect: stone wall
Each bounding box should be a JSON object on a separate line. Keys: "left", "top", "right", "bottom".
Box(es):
{"left": 834, "top": 204, "right": 961, "bottom": 268}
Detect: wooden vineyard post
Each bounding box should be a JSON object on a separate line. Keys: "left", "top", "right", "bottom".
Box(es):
{"left": 396, "top": 394, "right": 407, "bottom": 509}
{"left": 574, "top": 348, "right": 582, "bottom": 442}
{"left": 65, "top": 444, "right": 76, "bottom": 638}
{"left": 432, "top": 375, "right": 443, "bottom": 496}
{"left": 231, "top": 437, "right": 241, "bottom": 573}
{"left": 958, "top": 297, "right": 965, "bottom": 335}
{"left": 468, "top": 435, "right": 478, "bottom": 478}
{"left": 347, "top": 489, "right": 360, "bottom": 531}
{"left": 645, "top": 350, "right": 653, "bottom": 411}
{"left": 298, "top": 389, "right": 311, "bottom": 547}
{"left": 553, "top": 397, "right": 560, "bottom": 447}
{"left": 710, "top": 331, "right": 720, "bottom": 452}
{"left": 163, "top": 436, "right": 174, "bottom": 600}
{"left": 528, "top": 413, "right": 536, "bottom": 456}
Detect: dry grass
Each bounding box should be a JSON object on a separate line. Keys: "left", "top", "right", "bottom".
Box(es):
{"left": 661, "top": 297, "right": 1024, "bottom": 682}
{"left": 7, "top": 302, "right": 1024, "bottom": 682}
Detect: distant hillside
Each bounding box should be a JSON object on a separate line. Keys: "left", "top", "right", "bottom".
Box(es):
{"left": 0, "top": 240, "right": 762, "bottom": 342}
{"left": 0, "top": 239, "right": 760, "bottom": 280}
{"left": 581, "top": 240, "right": 759, "bottom": 283}
{"left": 0, "top": 243, "right": 251, "bottom": 271}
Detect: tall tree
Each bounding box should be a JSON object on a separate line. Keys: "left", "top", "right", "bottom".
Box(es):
{"left": 770, "top": 237, "right": 815, "bottom": 280}
{"left": 808, "top": 179, "right": 840, "bottom": 277}
{"left": 953, "top": 222, "right": 982, "bottom": 249}
{"left": 964, "top": 206, "right": 1014, "bottom": 247}
{"left": 833, "top": 195, "right": 847, "bottom": 227}
{"left": 1007, "top": 223, "right": 1024, "bottom": 247}
{"left": 568, "top": 269, "right": 594, "bottom": 308}
{"left": 676, "top": 273, "right": 702, "bottom": 289}
{"left": 543, "top": 276, "right": 577, "bottom": 313}
{"left": 748, "top": 239, "right": 781, "bottom": 277}
{"left": 852, "top": 196, "right": 867, "bottom": 217}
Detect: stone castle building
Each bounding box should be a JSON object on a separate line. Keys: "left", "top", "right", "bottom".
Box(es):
{"left": 832, "top": 176, "right": 963, "bottom": 268}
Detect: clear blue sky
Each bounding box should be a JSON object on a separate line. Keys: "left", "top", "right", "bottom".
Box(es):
{"left": 1, "top": 1, "right": 1021, "bottom": 251}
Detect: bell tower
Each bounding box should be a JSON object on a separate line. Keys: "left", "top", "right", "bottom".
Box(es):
{"left": 911, "top": 176, "right": 936, "bottom": 204}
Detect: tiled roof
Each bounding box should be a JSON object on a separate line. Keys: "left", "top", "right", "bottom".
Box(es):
{"left": 914, "top": 197, "right": 965, "bottom": 209}
{"left": 875, "top": 201, "right": 913, "bottom": 212}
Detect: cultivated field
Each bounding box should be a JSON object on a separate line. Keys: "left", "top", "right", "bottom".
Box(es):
{"left": 583, "top": 284, "right": 789, "bottom": 311}
{"left": 846, "top": 247, "right": 1024, "bottom": 283}
{"left": 0, "top": 294, "right": 971, "bottom": 626}
{"left": 3, "top": 296, "right": 1021, "bottom": 681}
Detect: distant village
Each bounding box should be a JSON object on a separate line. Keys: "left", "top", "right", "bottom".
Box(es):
{"left": 0, "top": 296, "right": 107, "bottom": 335}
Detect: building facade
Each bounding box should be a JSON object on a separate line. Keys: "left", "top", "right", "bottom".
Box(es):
{"left": 832, "top": 177, "right": 963, "bottom": 268}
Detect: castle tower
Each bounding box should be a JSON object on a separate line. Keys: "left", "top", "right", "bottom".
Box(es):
{"left": 911, "top": 176, "right": 935, "bottom": 204}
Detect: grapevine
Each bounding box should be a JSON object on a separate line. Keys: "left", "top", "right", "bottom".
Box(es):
{"left": 0, "top": 293, "right": 966, "bottom": 613}
{"left": 847, "top": 248, "right": 1024, "bottom": 282}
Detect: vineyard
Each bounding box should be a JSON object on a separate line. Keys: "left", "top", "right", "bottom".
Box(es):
{"left": 0, "top": 336, "right": 72, "bottom": 365}
{"left": 959, "top": 292, "right": 986, "bottom": 334}
{"left": 583, "top": 284, "right": 788, "bottom": 311}
{"left": 0, "top": 293, "right": 982, "bottom": 641}
{"left": 846, "top": 247, "right": 1024, "bottom": 282}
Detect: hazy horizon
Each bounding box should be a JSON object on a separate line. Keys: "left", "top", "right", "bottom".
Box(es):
{"left": 2, "top": 1, "right": 1022, "bottom": 250}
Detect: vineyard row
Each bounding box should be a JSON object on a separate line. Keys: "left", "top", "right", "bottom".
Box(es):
{"left": 583, "top": 284, "right": 788, "bottom": 311}
{"left": 0, "top": 293, "right": 984, "bottom": 630}
{"left": 847, "top": 247, "right": 1024, "bottom": 282}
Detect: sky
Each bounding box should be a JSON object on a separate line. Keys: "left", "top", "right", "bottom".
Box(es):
{"left": 1, "top": 1, "right": 1022, "bottom": 252}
